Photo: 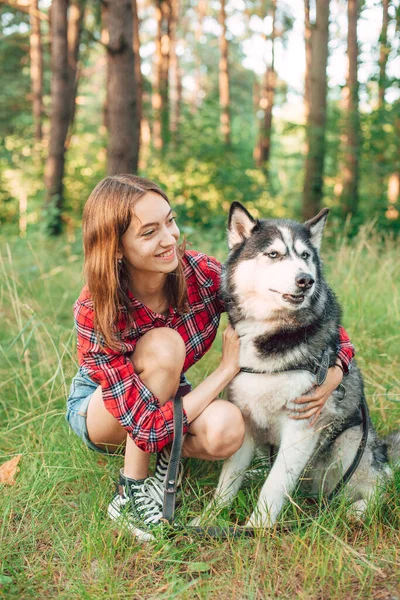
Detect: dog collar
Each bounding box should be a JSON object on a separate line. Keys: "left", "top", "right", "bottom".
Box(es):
{"left": 240, "top": 348, "right": 331, "bottom": 387}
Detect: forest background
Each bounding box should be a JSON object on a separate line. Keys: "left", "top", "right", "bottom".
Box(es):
{"left": 0, "top": 0, "right": 399, "bottom": 598}
{"left": 0, "top": 0, "right": 399, "bottom": 238}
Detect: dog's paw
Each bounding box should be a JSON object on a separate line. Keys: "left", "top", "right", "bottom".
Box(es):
{"left": 245, "top": 511, "right": 273, "bottom": 530}
{"left": 189, "top": 515, "right": 203, "bottom": 527}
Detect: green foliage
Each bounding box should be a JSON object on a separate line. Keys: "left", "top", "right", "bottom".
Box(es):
{"left": 0, "top": 2, "right": 399, "bottom": 237}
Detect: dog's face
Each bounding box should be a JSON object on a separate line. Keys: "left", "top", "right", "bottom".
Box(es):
{"left": 226, "top": 202, "right": 329, "bottom": 320}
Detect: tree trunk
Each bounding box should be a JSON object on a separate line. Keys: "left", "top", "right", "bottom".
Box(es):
{"left": 152, "top": 2, "right": 163, "bottom": 150}
{"left": 302, "top": 0, "right": 330, "bottom": 220}
{"left": 160, "top": 0, "right": 171, "bottom": 146}
{"left": 169, "top": 0, "right": 180, "bottom": 144}
{"left": 340, "top": 0, "right": 360, "bottom": 216}
{"left": 152, "top": 0, "right": 171, "bottom": 150}
{"left": 103, "top": 0, "right": 138, "bottom": 175}
{"left": 132, "top": 0, "right": 142, "bottom": 160}
{"left": 378, "top": 0, "right": 390, "bottom": 109}
{"left": 219, "top": 0, "right": 231, "bottom": 146}
{"left": 193, "top": 0, "right": 206, "bottom": 111}
{"left": 254, "top": 0, "right": 276, "bottom": 171}
{"left": 29, "top": 0, "right": 43, "bottom": 141}
{"left": 44, "top": 0, "right": 70, "bottom": 235}
{"left": 66, "top": 0, "right": 86, "bottom": 147}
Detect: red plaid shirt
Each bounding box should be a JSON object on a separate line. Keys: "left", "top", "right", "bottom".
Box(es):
{"left": 74, "top": 250, "right": 355, "bottom": 453}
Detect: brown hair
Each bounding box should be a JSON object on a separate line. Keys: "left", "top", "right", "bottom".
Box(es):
{"left": 82, "top": 174, "right": 188, "bottom": 349}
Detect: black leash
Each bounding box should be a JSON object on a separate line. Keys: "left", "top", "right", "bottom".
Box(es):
{"left": 162, "top": 390, "right": 370, "bottom": 537}
{"left": 162, "top": 394, "right": 256, "bottom": 538}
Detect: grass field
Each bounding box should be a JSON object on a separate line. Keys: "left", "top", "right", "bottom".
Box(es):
{"left": 0, "top": 226, "right": 399, "bottom": 599}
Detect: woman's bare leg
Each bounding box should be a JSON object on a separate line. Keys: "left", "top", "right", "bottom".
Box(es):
{"left": 86, "top": 328, "right": 186, "bottom": 479}
{"left": 183, "top": 400, "right": 245, "bottom": 460}
{"left": 86, "top": 327, "right": 245, "bottom": 475}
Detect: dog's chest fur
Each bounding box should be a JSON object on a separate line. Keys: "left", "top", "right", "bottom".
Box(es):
{"left": 229, "top": 327, "right": 316, "bottom": 446}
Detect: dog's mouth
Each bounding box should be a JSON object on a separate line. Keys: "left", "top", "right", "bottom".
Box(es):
{"left": 282, "top": 293, "right": 305, "bottom": 305}
{"left": 270, "top": 289, "right": 306, "bottom": 305}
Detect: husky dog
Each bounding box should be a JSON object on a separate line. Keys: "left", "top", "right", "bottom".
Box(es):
{"left": 197, "top": 203, "right": 397, "bottom": 528}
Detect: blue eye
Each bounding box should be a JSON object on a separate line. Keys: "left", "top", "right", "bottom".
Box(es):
{"left": 302, "top": 251, "right": 310, "bottom": 259}
{"left": 267, "top": 252, "right": 278, "bottom": 259}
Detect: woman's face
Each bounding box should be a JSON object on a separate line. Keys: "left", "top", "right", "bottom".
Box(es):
{"left": 120, "top": 192, "right": 180, "bottom": 275}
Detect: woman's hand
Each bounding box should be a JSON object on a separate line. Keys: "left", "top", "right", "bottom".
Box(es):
{"left": 220, "top": 324, "right": 241, "bottom": 379}
{"left": 289, "top": 362, "right": 344, "bottom": 426}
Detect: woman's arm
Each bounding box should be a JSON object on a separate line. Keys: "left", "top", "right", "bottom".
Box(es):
{"left": 182, "top": 324, "right": 239, "bottom": 423}
{"left": 289, "top": 326, "right": 355, "bottom": 426}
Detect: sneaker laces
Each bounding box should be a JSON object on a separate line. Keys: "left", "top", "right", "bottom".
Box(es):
{"left": 131, "top": 476, "right": 164, "bottom": 525}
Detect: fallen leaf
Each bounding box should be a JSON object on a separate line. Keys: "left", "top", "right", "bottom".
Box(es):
{"left": 0, "top": 455, "right": 22, "bottom": 485}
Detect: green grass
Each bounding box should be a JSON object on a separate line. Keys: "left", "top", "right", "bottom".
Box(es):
{"left": 0, "top": 227, "right": 399, "bottom": 599}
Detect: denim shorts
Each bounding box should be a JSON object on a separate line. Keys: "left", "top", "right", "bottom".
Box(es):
{"left": 66, "top": 369, "right": 108, "bottom": 453}
{"left": 66, "top": 368, "right": 192, "bottom": 454}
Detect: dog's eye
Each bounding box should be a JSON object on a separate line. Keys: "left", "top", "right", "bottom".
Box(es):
{"left": 302, "top": 251, "right": 310, "bottom": 260}
{"left": 267, "top": 251, "right": 278, "bottom": 259}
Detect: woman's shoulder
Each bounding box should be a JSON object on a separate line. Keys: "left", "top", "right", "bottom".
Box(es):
{"left": 183, "top": 249, "right": 222, "bottom": 272}
{"left": 182, "top": 250, "right": 222, "bottom": 288}
{"left": 74, "top": 285, "right": 94, "bottom": 312}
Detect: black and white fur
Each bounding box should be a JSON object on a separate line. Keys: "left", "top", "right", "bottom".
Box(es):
{"left": 196, "top": 202, "right": 396, "bottom": 528}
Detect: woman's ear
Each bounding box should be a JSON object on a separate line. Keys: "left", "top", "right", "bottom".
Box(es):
{"left": 228, "top": 202, "right": 258, "bottom": 249}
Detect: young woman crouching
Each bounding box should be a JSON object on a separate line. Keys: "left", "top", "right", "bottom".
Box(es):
{"left": 66, "top": 175, "right": 354, "bottom": 540}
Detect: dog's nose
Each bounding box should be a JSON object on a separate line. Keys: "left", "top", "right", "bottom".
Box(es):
{"left": 295, "top": 272, "right": 314, "bottom": 290}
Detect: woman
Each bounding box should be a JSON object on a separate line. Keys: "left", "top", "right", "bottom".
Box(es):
{"left": 66, "top": 174, "right": 354, "bottom": 540}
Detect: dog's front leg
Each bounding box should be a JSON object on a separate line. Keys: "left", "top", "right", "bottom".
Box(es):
{"left": 246, "top": 420, "right": 320, "bottom": 528}
{"left": 191, "top": 430, "right": 255, "bottom": 525}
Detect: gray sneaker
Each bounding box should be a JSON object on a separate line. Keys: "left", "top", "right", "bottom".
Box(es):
{"left": 108, "top": 470, "right": 165, "bottom": 541}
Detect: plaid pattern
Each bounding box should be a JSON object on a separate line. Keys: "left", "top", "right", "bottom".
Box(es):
{"left": 74, "top": 250, "right": 354, "bottom": 453}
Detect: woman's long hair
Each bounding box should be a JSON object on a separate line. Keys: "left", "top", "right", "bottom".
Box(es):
{"left": 82, "top": 174, "right": 188, "bottom": 349}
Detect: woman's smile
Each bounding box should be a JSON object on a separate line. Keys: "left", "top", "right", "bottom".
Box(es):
{"left": 155, "top": 246, "right": 176, "bottom": 261}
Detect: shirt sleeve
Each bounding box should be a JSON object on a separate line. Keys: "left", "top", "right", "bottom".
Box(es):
{"left": 337, "top": 326, "right": 355, "bottom": 374}
{"left": 204, "top": 254, "right": 226, "bottom": 313}
{"left": 74, "top": 300, "right": 189, "bottom": 453}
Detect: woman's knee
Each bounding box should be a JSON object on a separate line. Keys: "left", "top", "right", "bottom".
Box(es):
{"left": 204, "top": 401, "right": 245, "bottom": 459}
{"left": 132, "top": 328, "right": 186, "bottom": 374}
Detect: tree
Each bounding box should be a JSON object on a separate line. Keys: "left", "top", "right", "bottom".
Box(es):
{"left": 152, "top": 0, "right": 171, "bottom": 151}
{"left": 302, "top": 0, "right": 330, "bottom": 219}
{"left": 103, "top": 0, "right": 138, "bottom": 175}
{"left": 132, "top": 0, "right": 142, "bottom": 159}
{"left": 193, "top": 0, "right": 207, "bottom": 112}
{"left": 219, "top": 0, "right": 231, "bottom": 146}
{"left": 66, "top": 0, "right": 86, "bottom": 146}
{"left": 44, "top": 0, "right": 70, "bottom": 235}
{"left": 29, "top": 0, "right": 43, "bottom": 141}
{"left": 254, "top": 0, "right": 277, "bottom": 171}
{"left": 169, "top": 0, "right": 180, "bottom": 144}
{"left": 378, "top": 0, "right": 390, "bottom": 109}
{"left": 340, "top": 0, "right": 360, "bottom": 216}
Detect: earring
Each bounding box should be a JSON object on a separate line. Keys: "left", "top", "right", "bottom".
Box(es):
{"left": 117, "top": 258, "right": 122, "bottom": 265}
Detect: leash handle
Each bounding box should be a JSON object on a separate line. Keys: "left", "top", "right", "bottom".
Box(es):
{"left": 162, "top": 394, "right": 184, "bottom": 522}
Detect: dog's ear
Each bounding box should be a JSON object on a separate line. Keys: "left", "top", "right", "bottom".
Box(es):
{"left": 228, "top": 202, "right": 258, "bottom": 249}
{"left": 304, "top": 208, "right": 329, "bottom": 251}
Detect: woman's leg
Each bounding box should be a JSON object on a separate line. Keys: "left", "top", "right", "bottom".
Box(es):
{"left": 86, "top": 326, "right": 245, "bottom": 472}
{"left": 183, "top": 400, "right": 245, "bottom": 461}
{"left": 86, "top": 327, "right": 186, "bottom": 478}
